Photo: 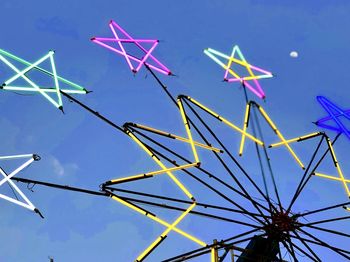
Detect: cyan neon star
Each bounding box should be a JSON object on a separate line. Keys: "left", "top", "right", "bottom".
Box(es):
{"left": 91, "top": 20, "right": 171, "bottom": 75}
{"left": 315, "top": 96, "right": 350, "bottom": 140}
{"left": 0, "top": 49, "right": 87, "bottom": 111}
{"left": 204, "top": 45, "right": 273, "bottom": 99}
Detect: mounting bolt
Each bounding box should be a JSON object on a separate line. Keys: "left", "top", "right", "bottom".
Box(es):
{"left": 33, "top": 154, "right": 41, "bottom": 161}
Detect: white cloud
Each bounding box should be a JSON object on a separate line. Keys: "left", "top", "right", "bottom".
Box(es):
{"left": 49, "top": 156, "right": 79, "bottom": 178}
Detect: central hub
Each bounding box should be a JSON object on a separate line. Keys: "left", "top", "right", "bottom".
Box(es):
{"left": 264, "top": 211, "right": 298, "bottom": 241}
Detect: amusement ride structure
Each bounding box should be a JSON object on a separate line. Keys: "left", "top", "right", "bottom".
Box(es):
{"left": 0, "top": 20, "right": 349, "bottom": 261}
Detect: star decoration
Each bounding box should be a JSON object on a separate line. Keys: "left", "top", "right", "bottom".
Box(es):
{"left": 0, "top": 49, "right": 88, "bottom": 111}
{"left": 101, "top": 94, "right": 312, "bottom": 261}
{"left": 313, "top": 135, "right": 350, "bottom": 199}
{"left": 315, "top": 96, "right": 350, "bottom": 140}
{"left": 91, "top": 20, "right": 171, "bottom": 75}
{"left": 204, "top": 45, "right": 273, "bottom": 99}
{"left": 101, "top": 94, "right": 350, "bottom": 261}
{"left": 102, "top": 98, "right": 210, "bottom": 261}
{"left": 0, "top": 154, "right": 41, "bottom": 214}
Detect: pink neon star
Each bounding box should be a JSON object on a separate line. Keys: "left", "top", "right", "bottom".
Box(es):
{"left": 91, "top": 20, "right": 171, "bottom": 75}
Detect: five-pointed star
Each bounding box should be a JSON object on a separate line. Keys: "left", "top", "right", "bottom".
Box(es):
{"left": 0, "top": 49, "right": 87, "bottom": 111}
{"left": 315, "top": 96, "right": 350, "bottom": 140}
{"left": 0, "top": 154, "right": 41, "bottom": 214}
{"left": 204, "top": 45, "right": 273, "bottom": 99}
{"left": 91, "top": 20, "right": 171, "bottom": 75}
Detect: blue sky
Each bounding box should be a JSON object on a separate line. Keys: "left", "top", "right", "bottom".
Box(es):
{"left": 0, "top": 0, "right": 350, "bottom": 261}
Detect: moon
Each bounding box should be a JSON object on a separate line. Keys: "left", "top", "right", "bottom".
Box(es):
{"left": 290, "top": 51, "right": 298, "bottom": 58}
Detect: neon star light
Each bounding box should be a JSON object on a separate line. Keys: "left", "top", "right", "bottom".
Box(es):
{"left": 0, "top": 154, "right": 40, "bottom": 212}
{"left": 239, "top": 101, "right": 306, "bottom": 169}
{"left": 269, "top": 130, "right": 350, "bottom": 209}
{"left": 0, "top": 49, "right": 87, "bottom": 110}
{"left": 105, "top": 119, "right": 207, "bottom": 260}
{"left": 314, "top": 136, "right": 350, "bottom": 202}
{"left": 91, "top": 20, "right": 171, "bottom": 75}
{"left": 315, "top": 96, "right": 350, "bottom": 140}
{"left": 204, "top": 46, "right": 273, "bottom": 99}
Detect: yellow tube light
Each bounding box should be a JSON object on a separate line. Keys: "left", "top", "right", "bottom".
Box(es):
{"left": 136, "top": 202, "right": 197, "bottom": 261}
{"left": 178, "top": 98, "right": 200, "bottom": 163}
{"left": 269, "top": 132, "right": 321, "bottom": 148}
{"left": 126, "top": 130, "right": 194, "bottom": 200}
{"left": 207, "top": 48, "right": 254, "bottom": 69}
{"left": 109, "top": 162, "right": 198, "bottom": 184}
{"left": 136, "top": 236, "right": 165, "bottom": 262}
{"left": 239, "top": 103, "right": 251, "bottom": 156}
{"left": 258, "top": 106, "right": 305, "bottom": 169}
{"left": 325, "top": 138, "right": 350, "bottom": 196}
{"left": 314, "top": 173, "right": 350, "bottom": 183}
{"left": 150, "top": 214, "right": 206, "bottom": 246}
{"left": 326, "top": 137, "right": 337, "bottom": 165}
{"left": 211, "top": 248, "right": 217, "bottom": 262}
{"left": 204, "top": 49, "right": 242, "bottom": 80}
{"left": 205, "top": 48, "right": 265, "bottom": 82}
{"left": 336, "top": 165, "right": 350, "bottom": 196}
{"left": 111, "top": 195, "right": 206, "bottom": 247}
{"left": 134, "top": 124, "right": 222, "bottom": 153}
{"left": 186, "top": 96, "right": 263, "bottom": 145}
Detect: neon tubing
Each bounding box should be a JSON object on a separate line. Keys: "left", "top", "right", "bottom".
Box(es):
{"left": 109, "top": 22, "right": 134, "bottom": 72}
{"left": 226, "top": 75, "right": 272, "bottom": 81}
{"left": 316, "top": 123, "right": 343, "bottom": 133}
{"left": 211, "top": 248, "right": 217, "bottom": 262}
{"left": 92, "top": 39, "right": 169, "bottom": 75}
{"left": 4, "top": 51, "right": 53, "bottom": 85}
{"left": 204, "top": 46, "right": 273, "bottom": 99}
{"left": 133, "top": 124, "right": 222, "bottom": 152}
{"left": 93, "top": 38, "right": 156, "bottom": 43}
{"left": 0, "top": 158, "right": 34, "bottom": 186}
{"left": 135, "top": 41, "right": 159, "bottom": 72}
{"left": 258, "top": 106, "right": 305, "bottom": 169}
{"left": 0, "top": 193, "right": 35, "bottom": 210}
{"left": 326, "top": 137, "right": 350, "bottom": 196}
{"left": 223, "top": 46, "right": 238, "bottom": 80}
{"left": 316, "top": 96, "right": 350, "bottom": 140}
{"left": 126, "top": 130, "right": 194, "bottom": 200}
{"left": 186, "top": 96, "right": 263, "bottom": 145}
{"left": 136, "top": 202, "right": 196, "bottom": 261}
{"left": 2, "top": 86, "right": 86, "bottom": 94}
{"left": 204, "top": 50, "right": 264, "bottom": 98}
{"left": 235, "top": 46, "right": 265, "bottom": 98}
{"left": 178, "top": 98, "right": 200, "bottom": 163}
{"left": 111, "top": 195, "right": 205, "bottom": 246}
{"left": 239, "top": 103, "right": 251, "bottom": 156}
{"left": 0, "top": 55, "right": 60, "bottom": 108}
{"left": 49, "top": 51, "right": 63, "bottom": 107}
{"left": 206, "top": 47, "right": 273, "bottom": 76}
{"left": 110, "top": 20, "right": 170, "bottom": 73}
{"left": 91, "top": 20, "right": 171, "bottom": 75}
{"left": 0, "top": 49, "right": 86, "bottom": 92}
{"left": 0, "top": 154, "right": 34, "bottom": 160}
{"left": 0, "top": 176, "right": 35, "bottom": 210}
{"left": 109, "top": 163, "right": 198, "bottom": 185}
{"left": 269, "top": 132, "right": 321, "bottom": 148}
{"left": 204, "top": 49, "right": 242, "bottom": 80}
{"left": 316, "top": 109, "right": 350, "bottom": 125}
{"left": 314, "top": 173, "right": 350, "bottom": 183}
{"left": 0, "top": 157, "right": 36, "bottom": 211}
